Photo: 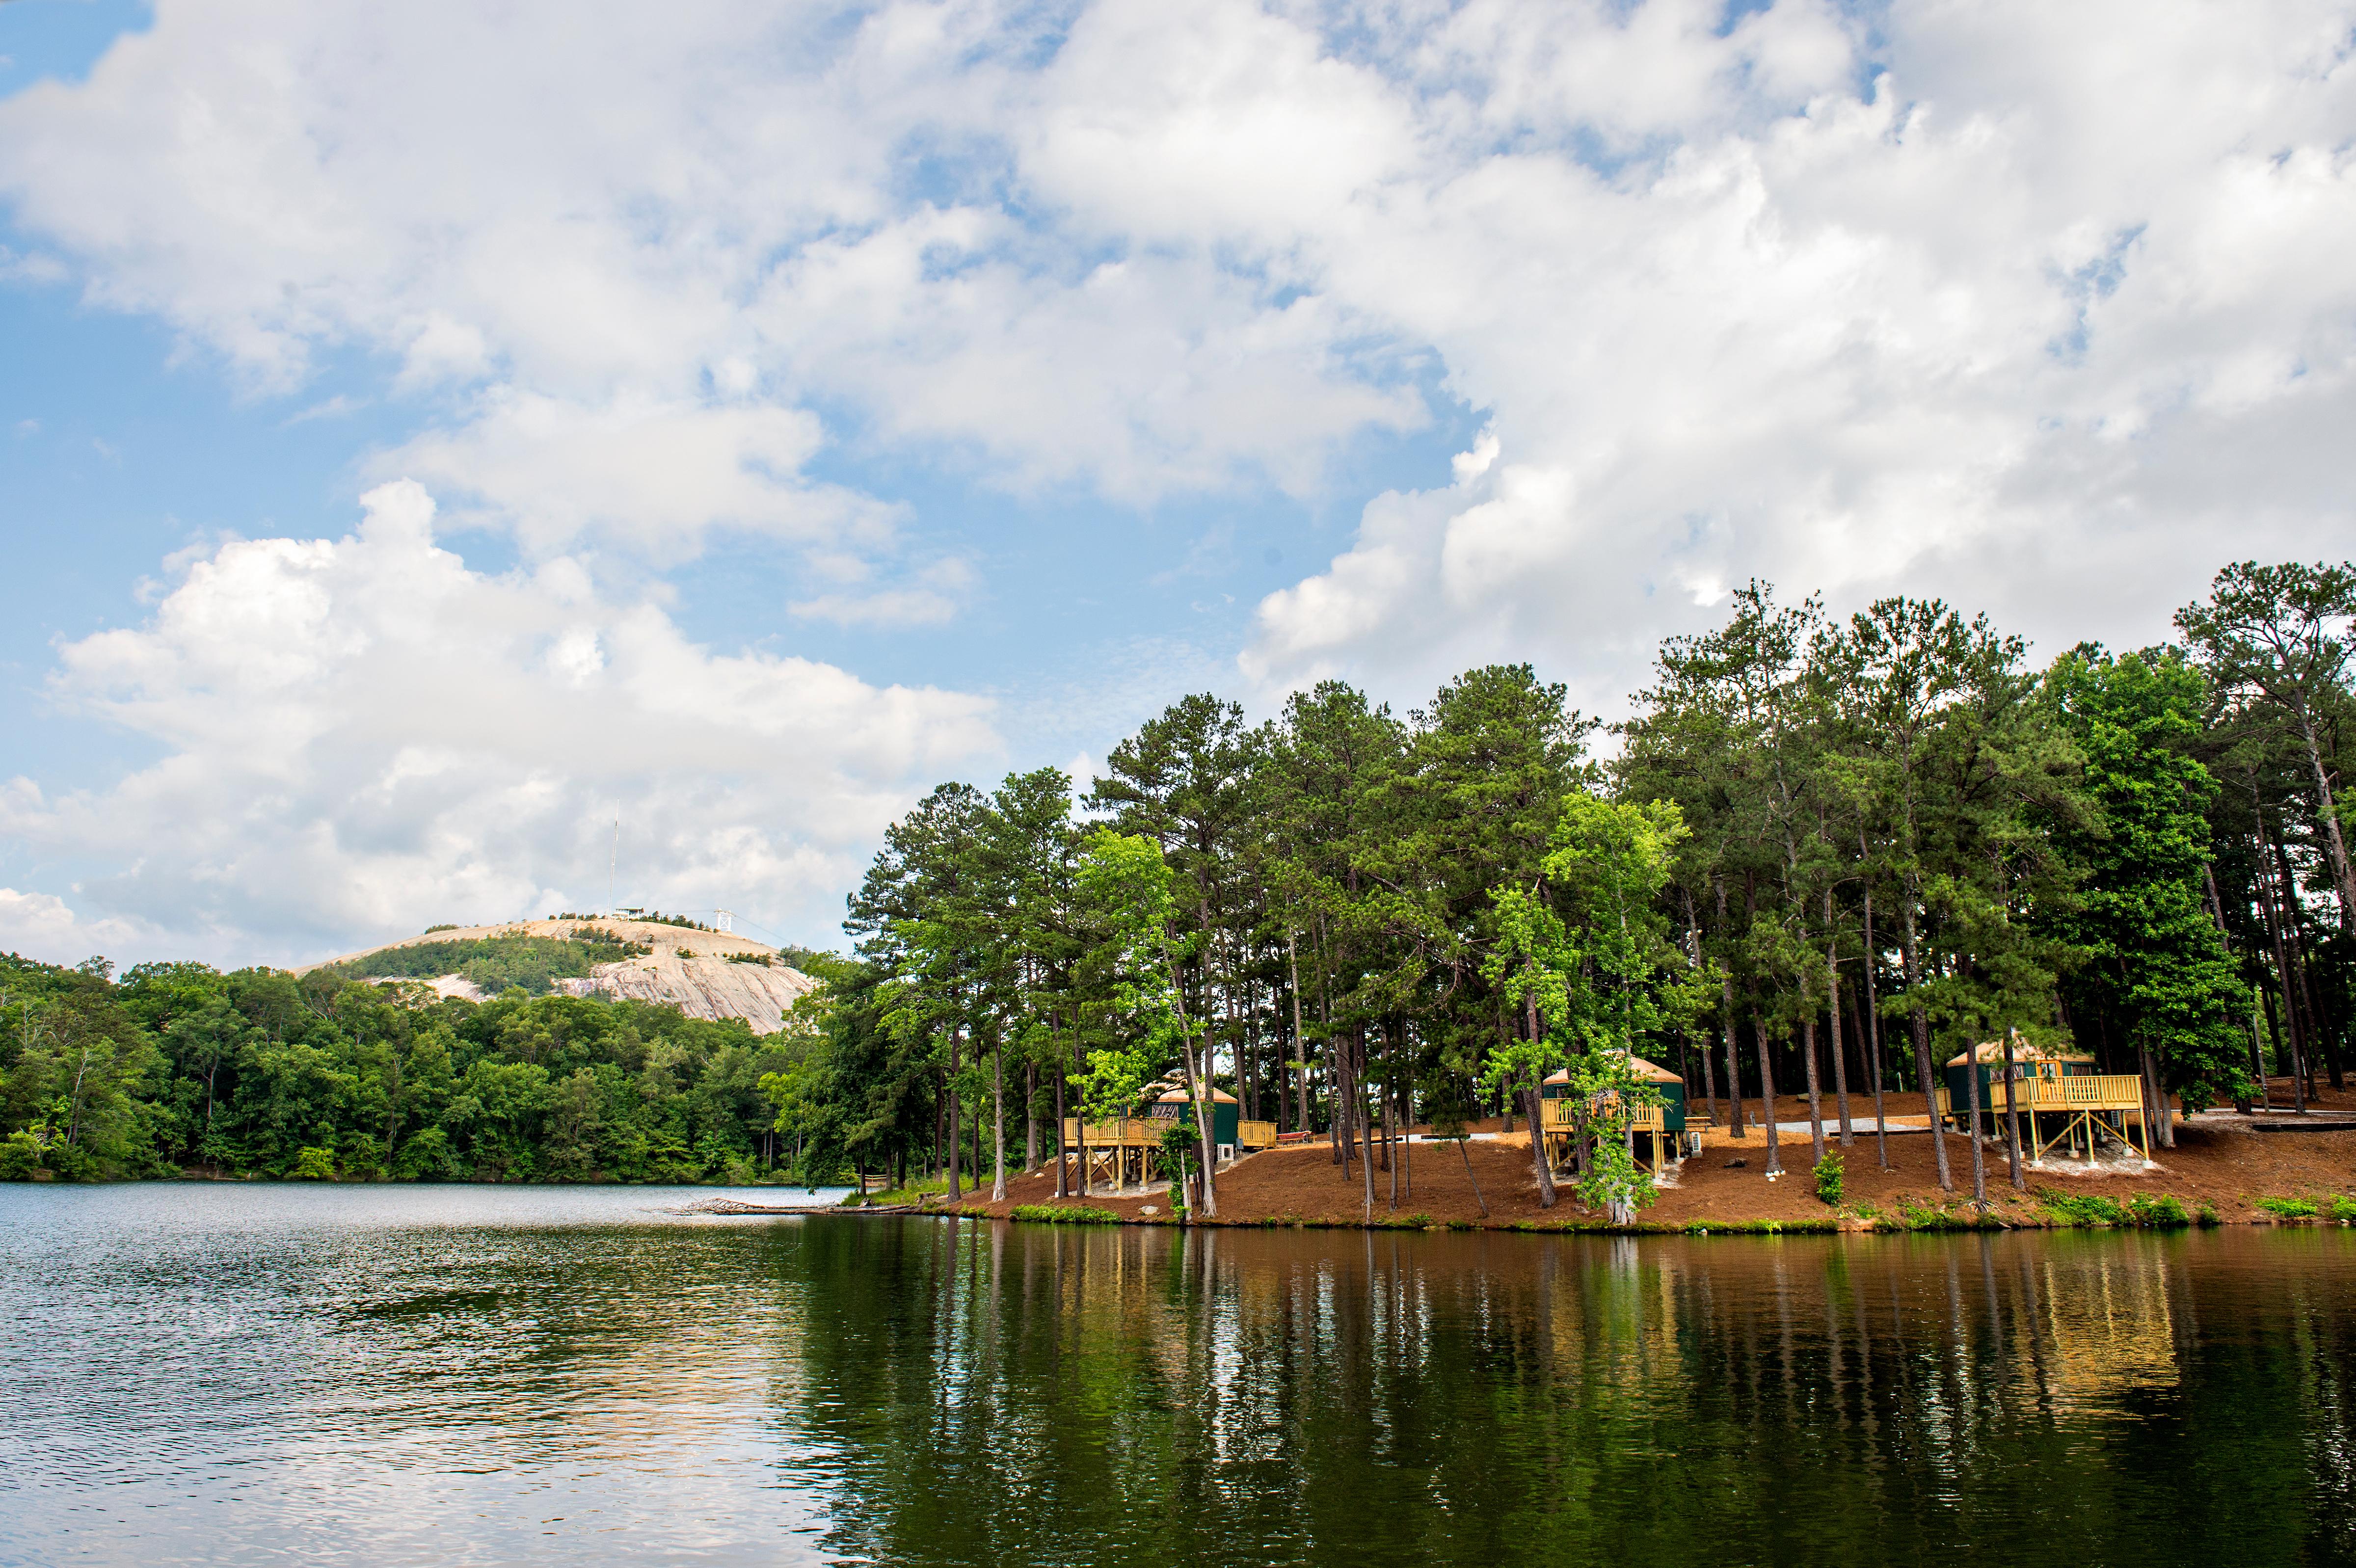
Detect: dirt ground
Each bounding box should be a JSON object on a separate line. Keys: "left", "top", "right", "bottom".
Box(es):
{"left": 935, "top": 1075, "right": 2356, "bottom": 1229}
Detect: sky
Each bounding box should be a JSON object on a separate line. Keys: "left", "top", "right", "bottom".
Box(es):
{"left": 1, "top": 0, "right": 2352, "bottom": 969}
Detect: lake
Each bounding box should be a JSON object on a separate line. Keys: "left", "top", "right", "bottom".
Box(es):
{"left": 3, "top": 1185, "right": 2352, "bottom": 1567}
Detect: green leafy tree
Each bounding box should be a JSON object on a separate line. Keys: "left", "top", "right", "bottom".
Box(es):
{"left": 2047, "top": 646, "right": 2251, "bottom": 1111}
{"left": 1076, "top": 829, "right": 1221, "bottom": 1213}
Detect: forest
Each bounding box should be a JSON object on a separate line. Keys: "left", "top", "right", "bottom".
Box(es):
{"left": 1, "top": 560, "right": 2349, "bottom": 1202}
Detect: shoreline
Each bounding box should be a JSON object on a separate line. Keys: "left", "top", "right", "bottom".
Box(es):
{"left": 881, "top": 1092, "right": 2356, "bottom": 1236}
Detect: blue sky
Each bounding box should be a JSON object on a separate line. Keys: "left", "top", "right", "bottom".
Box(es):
{"left": 2, "top": 0, "right": 2351, "bottom": 964}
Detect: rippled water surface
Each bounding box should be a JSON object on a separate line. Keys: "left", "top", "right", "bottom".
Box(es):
{"left": 5, "top": 1185, "right": 2355, "bottom": 1567}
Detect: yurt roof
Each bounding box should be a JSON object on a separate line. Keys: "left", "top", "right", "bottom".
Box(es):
{"left": 1156, "top": 1087, "right": 1238, "bottom": 1104}
{"left": 1542, "top": 1053, "right": 1683, "bottom": 1086}
{"left": 1945, "top": 1040, "right": 2095, "bottom": 1067}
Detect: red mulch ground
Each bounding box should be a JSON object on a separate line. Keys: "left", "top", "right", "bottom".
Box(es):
{"left": 931, "top": 1076, "right": 2356, "bottom": 1229}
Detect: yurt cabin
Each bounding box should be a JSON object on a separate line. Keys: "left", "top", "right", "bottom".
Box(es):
{"left": 1938, "top": 1039, "right": 2155, "bottom": 1159}
{"left": 1541, "top": 1054, "right": 1688, "bottom": 1132}
{"left": 1541, "top": 1053, "right": 1689, "bottom": 1170}
{"left": 1152, "top": 1088, "right": 1242, "bottom": 1162}
{"left": 1941, "top": 1041, "right": 2096, "bottom": 1135}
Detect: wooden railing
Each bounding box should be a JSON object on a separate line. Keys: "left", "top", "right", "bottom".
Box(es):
{"left": 1541, "top": 1097, "right": 1667, "bottom": 1134}
{"left": 1059, "top": 1118, "right": 1165, "bottom": 1147}
{"left": 1058, "top": 1117, "right": 1279, "bottom": 1153}
{"left": 1934, "top": 1075, "right": 2154, "bottom": 1118}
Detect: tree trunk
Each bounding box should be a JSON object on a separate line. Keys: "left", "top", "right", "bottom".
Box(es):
{"left": 1025, "top": 1061, "right": 1038, "bottom": 1173}
{"left": 1525, "top": 1085, "right": 1556, "bottom": 1207}
{"left": 1963, "top": 1044, "right": 1988, "bottom": 1208}
{"left": 1716, "top": 878, "right": 1745, "bottom": 1138}
{"left": 940, "top": 1059, "right": 957, "bottom": 1197}
{"left": 1072, "top": 1028, "right": 1090, "bottom": 1196}
{"left": 1458, "top": 1138, "right": 1489, "bottom": 1218}
{"left": 1401, "top": 1068, "right": 1412, "bottom": 1200}
{"left": 1333, "top": 1036, "right": 1353, "bottom": 1171}
{"left": 1756, "top": 1016, "right": 1782, "bottom": 1176}
{"left": 1800, "top": 1017, "right": 1826, "bottom": 1170}
{"left": 1287, "top": 930, "right": 1310, "bottom": 1134}
{"left": 991, "top": 1030, "right": 1007, "bottom": 1203}
{"left": 1524, "top": 991, "right": 1557, "bottom": 1208}
{"left": 1998, "top": 1030, "right": 2025, "bottom": 1190}
{"left": 2299, "top": 717, "right": 2356, "bottom": 939}
{"left": 1823, "top": 889, "right": 1852, "bottom": 1148}
{"left": 1902, "top": 899, "right": 1953, "bottom": 1191}
{"left": 2276, "top": 837, "right": 2342, "bottom": 1092}
{"left": 1860, "top": 876, "right": 1889, "bottom": 1169}
{"left": 2137, "top": 1037, "right": 2169, "bottom": 1155}
{"left": 2253, "top": 816, "right": 2310, "bottom": 1114}
{"left": 1053, "top": 1055, "right": 1068, "bottom": 1198}
{"left": 1385, "top": 1048, "right": 1399, "bottom": 1212}
{"left": 1686, "top": 886, "right": 1720, "bottom": 1131}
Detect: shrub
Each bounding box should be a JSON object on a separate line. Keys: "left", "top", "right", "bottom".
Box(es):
{"left": 1683, "top": 1216, "right": 1839, "bottom": 1235}
{"left": 318, "top": 931, "right": 649, "bottom": 995}
{"left": 2043, "top": 1191, "right": 2126, "bottom": 1226}
{"left": 2125, "top": 1194, "right": 2190, "bottom": 1228}
{"left": 0, "top": 1131, "right": 44, "bottom": 1181}
{"left": 1885, "top": 1195, "right": 1996, "bottom": 1232}
{"left": 290, "top": 1146, "right": 338, "bottom": 1181}
{"left": 1156, "top": 1122, "right": 1200, "bottom": 1187}
{"left": 1010, "top": 1204, "right": 1121, "bottom": 1225}
{"left": 2330, "top": 1196, "right": 2356, "bottom": 1225}
{"left": 1813, "top": 1153, "right": 1845, "bottom": 1207}
{"left": 2257, "top": 1196, "right": 2319, "bottom": 1220}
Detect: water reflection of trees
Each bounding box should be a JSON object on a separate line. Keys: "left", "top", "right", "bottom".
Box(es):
{"left": 783, "top": 1223, "right": 2356, "bottom": 1567}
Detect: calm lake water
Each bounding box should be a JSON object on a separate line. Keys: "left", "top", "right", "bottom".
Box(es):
{"left": 3, "top": 1186, "right": 2353, "bottom": 1567}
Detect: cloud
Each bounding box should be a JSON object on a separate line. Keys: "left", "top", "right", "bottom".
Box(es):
{"left": 0, "top": 0, "right": 2353, "bottom": 941}
{"left": 0, "top": 888, "right": 164, "bottom": 969}
{"left": 1234, "top": 0, "right": 2356, "bottom": 707}
{"left": 7, "top": 0, "right": 2348, "bottom": 705}
{"left": 379, "top": 391, "right": 902, "bottom": 559}
{"left": 789, "top": 557, "right": 977, "bottom": 628}
{"left": 0, "top": 482, "right": 1000, "bottom": 964}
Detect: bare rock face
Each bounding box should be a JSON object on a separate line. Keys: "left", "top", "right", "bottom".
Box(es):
{"left": 310, "top": 917, "right": 821, "bottom": 1036}
{"left": 553, "top": 955, "right": 817, "bottom": 1035}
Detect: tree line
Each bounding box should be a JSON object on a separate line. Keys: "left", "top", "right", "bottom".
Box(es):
{"left": 784, "top": 559, "right": 2353, "bottom": 1215}
{"left": 0, "top": 957, "right": 825, "bottom": 1182}
{"left": 2, "top": 559, "right": 2348, "bottom": 1204}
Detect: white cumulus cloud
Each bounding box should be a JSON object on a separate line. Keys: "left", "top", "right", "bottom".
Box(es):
{"left": 2, "top": 0, "right": 2354, "bottom": 954}
{"left": 0, "top": 483, "right": 1000, "bottom": 965}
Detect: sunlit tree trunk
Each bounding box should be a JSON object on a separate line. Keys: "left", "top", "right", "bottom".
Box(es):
{"left": 1859, "top": 871, "right": 1889, "bottom": 1169}
{"left": 991, "top": 1029, "right": 1007, "bottom": 1203}
{"left": 1823, "top": 889, "right": 1852, "bottom": 1148}
{"left": 1963, "top": 1043, "right": 1988, "bottom": 1207}
{"left": 1902, "top": 898, "right": 1953, "bottom": 1190}
{"left": 1998, "top": 1030, "right": 2025, "bottom": 1190}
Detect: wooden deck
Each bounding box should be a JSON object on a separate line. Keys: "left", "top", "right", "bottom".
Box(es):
{"left": 1540, "top": 1096, "right": 1678, "bottom": 1171}
{"left": 1052, "top": 1114, "right": 1277, "bottom": 1193}
{"left": 1934, "top": 1074, "right": 2164, "bottom": 1160}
